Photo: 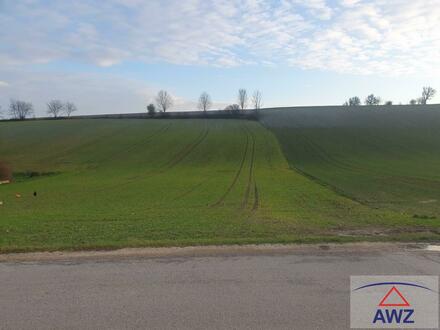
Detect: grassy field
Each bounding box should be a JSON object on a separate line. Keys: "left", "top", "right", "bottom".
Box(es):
{"left": 0, "top": 116, "right": 439, "bottom": 252}
{"left": 261, "top": 105, "right": 440, "bottom": 219}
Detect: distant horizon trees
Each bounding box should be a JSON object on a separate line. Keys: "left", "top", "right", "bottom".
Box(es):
{"left": 421, "top": 86, "right": 436, "bottom": 105}
{"left": 46, "top": 100, "right": 78, "bottom": 118}
{"left": 365, "top": 94, "right": 381, "bottom": 106}
{"left": 238, "top": 89, "right": 248, "bottom": 110}
{"left": 147, "top": 103, "right": 156, "bottom": 115}
{"left": 251, "top": 90, "right": 263, "bottom": 110}
{"left": 225, "top": 104, "right": 240, "bottom": 111}
{"left": 343, "top": 96, "right": 362, "bottom": 106}
{"left": 47, "top": 100, "right": 64, "bottom": 118}
{"left": 198, "top": 92, "right": 212, "bottom": 112}
{"left": 9, "top": 99, "right": 34, "bottom": 120}
{"left": 155, "top": 90, "right": 173, "bottom": 112}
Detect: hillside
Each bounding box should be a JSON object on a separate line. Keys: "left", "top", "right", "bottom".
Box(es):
{"left": 0, "top": 116, "right": 438, "bottom": 252}
{"left": 261, "top": 105, "right": 440, "bottom": 218}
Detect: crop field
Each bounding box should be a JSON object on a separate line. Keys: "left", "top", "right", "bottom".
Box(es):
{"left": 0, "top": 116, "right": 439, "bottom": 252}
{"left": 261, "top": 106, "right": 440, "bottom": 219}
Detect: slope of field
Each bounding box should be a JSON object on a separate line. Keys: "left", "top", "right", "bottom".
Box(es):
{"left": 0, "top": 118, "right": 438, "bottom": 252}
{"left": 261, "top": 105, "right": 440, "bottom": 218}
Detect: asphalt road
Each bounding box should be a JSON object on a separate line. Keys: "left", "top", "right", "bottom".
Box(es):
{"left": 0, "top": 244, "right": 439, "bottom": 330}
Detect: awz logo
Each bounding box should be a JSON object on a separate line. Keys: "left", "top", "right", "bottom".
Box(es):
{"left": 373, "top": 285, "right": 414, "bottom": 325}
{"left": 350, "top": 276, "right": 438, "bottom": 329}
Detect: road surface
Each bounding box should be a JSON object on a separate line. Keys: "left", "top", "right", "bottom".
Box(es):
{"left": 0, "top": 243, "right": 439, "bottom": 329}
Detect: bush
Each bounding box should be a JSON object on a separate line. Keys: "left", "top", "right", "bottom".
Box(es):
{"left": 147, "top": 103, "right": 156, "bottom": 115}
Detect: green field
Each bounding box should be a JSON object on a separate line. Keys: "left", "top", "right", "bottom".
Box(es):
{"left": 0, "top": 113, "right": 439, "bottom": 252}
{"left": 261, "top": 106, "right": 440, "bottom": 218}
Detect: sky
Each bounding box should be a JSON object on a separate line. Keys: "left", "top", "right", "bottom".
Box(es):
{"left": 1, "top": 0, "right": 440, "bottom": 116}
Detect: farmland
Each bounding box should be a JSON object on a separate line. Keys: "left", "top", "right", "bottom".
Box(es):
{"left": 261, "top": 105, "right": 440, "bottom": 218}
{"left": 0, "top": 115, "right": 439, "bottom": 252}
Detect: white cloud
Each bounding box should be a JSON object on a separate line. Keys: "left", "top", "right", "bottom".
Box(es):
{"left": 0, "top": 0, "right": 440, "bottom": 76}
{"left": 0, "top": 81, "right": 10, "bottom": 87}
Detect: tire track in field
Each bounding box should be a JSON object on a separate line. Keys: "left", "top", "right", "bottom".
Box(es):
{"left": 159, "top": 121, "right": 209, "bottom": 172}
{"left": 242, "top": 125, "right": 260, "bottom": 211}
{"left": 211, "top": 125, "right": 249, "bottom": 207}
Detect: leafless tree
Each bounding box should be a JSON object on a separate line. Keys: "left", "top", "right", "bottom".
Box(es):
{"left": 251, "top": 90, "right": 263, "bottom": 109}
{"left": 9, "top": 99, "right": 34, "bottom": 120}
{"left": 364, "top": 94, "right": 381, "bottom": 106}
{"left": 343, "top": 96, "right": 361, "bottom": 106}
{"left": 237, "top": 88, "right": 248, "bottom": 110}
{"left": 0, "top": 105, "right": 3, "bottom": 119}
{"left": 155, "top": 90, "right": 173, "bottom": 112}
{"left": 198, "top": 92, "right": 212, "bottom": 112}
{"left": 420, "top": 86, "right": 436, "bottom": 105}
{"left": 225, "top": 104, "right": 240, "bottom": 111}
{"left": 47, "top": 100, "right": 64, "bottom": 118}
{"left": 65, "top": 102, "right": 77, "bottom": 117}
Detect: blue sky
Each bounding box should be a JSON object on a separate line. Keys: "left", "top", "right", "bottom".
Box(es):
{"left": 1, "top": 0, "right": 439, "bottom": 116}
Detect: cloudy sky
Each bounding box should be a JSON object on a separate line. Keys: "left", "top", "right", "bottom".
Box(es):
{"left": 1, "top": 0, "right": 440, "bottom": 116}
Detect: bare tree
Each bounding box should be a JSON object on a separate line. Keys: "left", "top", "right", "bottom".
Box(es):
{"left": 225, "top": 104, "right": 240, "bottom": 111}
{"left": 47, "top": 100, "right": 64, "bottom": 118}
{"left": 65, "top": 102, "right": 77, "bottom": 117}
{"left": 198, "top": 92, "right": 212, "bottom": 112}
{"left": 155, "top": 90, "right": 173, "bottom": 112}
{"left": 9, "top": 99, "right": 33, "bottom": 120}
{"left": 365, "top": 94, "right": 381, "bottom": 106}
{"left": 251, "top": 90, "right": 263, "bottom": 110}
{"left": 0, "top": 105, "right": 3, "bottom": 119}
{"left": 420, "top": 86, "right": 436, "bottom": 105}
{"left": 237, "top": 88, "right": 248, "bottom": 110}
{"left": 343, "top": 96, "right": 361, "bottom": 106}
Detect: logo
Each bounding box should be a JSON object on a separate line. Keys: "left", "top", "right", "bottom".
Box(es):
{"left": 351, "top": 276, "right": 438, "bottom": 328}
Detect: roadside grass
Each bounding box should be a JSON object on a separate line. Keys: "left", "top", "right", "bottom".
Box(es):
{"left": 1, "top": 117, "right": 439, "bottom": 253}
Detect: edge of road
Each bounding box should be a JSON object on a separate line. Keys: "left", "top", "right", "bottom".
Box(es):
{"left": 0, "top": 242, "right": 438, "bottom": 263}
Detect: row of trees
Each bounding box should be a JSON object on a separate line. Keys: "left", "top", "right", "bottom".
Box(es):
{"left": 0, "top": 99, "right": 78, "bottom": 120}
{"left": 344, "top": 87, "right": 436, "bottom": 107}
{"left": 146, "top": 88, "right": 263, "bottom": 114}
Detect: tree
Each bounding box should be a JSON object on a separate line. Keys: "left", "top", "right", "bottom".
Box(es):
{"left": 47, "top": 100, "right": 64, "bottom": 118}
{"left": 65, "top": 102, "right": 77, "bottom": 117}
{"left": 384, "top": 101, "right": 393, "bottom": 106}
{"left": 409, "top": 99, "right": 417, "bottom": 105}
{"left": 365, "top": 94, "right": 381, "bottom": 106}
{"left": 0, "top": 105, "right": 3, "bottom": 119}
{"left": 225, "top": 104, "right": 240, "bottom": 111}
{"left": 237, "top": 88, "right": 248, "bottom": 110}
{"left": 155, "top": 90, "right": 173, "bottom": 112}
{"left": 251, "top": 90, "right": 263, "bottom": 109}
{"left": 198, "top": 92, "right": 212, "bottom": 112}
{"left": 9, "top": 99, "right": 33, "bottom": 120}
{"left": 420, "top": 86, "right": 436, "bottom": 105}
{"left": 147, "top": 103, "right": 156, "bottom": 115}
{"left": 343, "top": 96, "right": 361, "bottom": 106}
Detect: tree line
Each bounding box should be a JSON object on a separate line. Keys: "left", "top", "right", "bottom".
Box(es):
{"left": 343, "top": 87, "right": 436, "bottom": 106}
{"left": 0, "top": 86, "right": 437, "bottom": 120}
{"left": 146, "top": 88, "right": 263, "bottom": 114}
{"left": 0, "top": 99, "right": 77, "bottom": 120}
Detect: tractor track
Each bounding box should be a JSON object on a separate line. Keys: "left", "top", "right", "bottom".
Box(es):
{"left": 159, "top": 122, "right": 209, "bottom": 172}
{"left": 242, "top": 125, "right": 259, "bottom": 211}
{"left": 211, "top": 125, "right": 249, "bottom": 207}
{"left": 242, "top": 125, "right": 256, "bottom": 209}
